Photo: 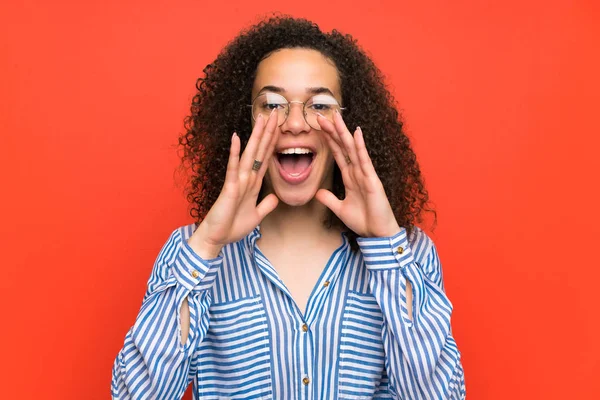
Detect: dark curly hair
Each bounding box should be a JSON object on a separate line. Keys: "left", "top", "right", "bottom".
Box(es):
{"left": 177, "top": 14, "right": 436, "bottom": 250}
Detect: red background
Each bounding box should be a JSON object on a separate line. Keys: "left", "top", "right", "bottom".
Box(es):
{"left": 1, "top": 0, "right": 598, "bottom": 398}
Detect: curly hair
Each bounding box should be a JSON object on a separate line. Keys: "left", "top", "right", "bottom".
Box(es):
{"left": 177, "top": 15, "right": 436, "bottom": 250}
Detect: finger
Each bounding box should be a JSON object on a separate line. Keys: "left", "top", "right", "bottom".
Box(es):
{"left": 333, "top": 110, "right": 360, "bottom": 167}
{"left": 354, "top": 127, "right": 378, "bottom": 178}
{"left": 318, "top": 115, "right": 359, "bottom": 190}
{"left": 315, "top": 189, "right": 343, "bottom": 217}
{"left": 239, "top": 109, "right": 274, "bottom": 173}
{"left": 252, "top": 106, "right": 278, "bottom": 173}
{"left": 328, "top": 115, "right": 364, "bottom": 186}
{"left": 250, "top": 113, "right": 279, "bottom": 196}
{"left": 317, "top": 114, "right": 346, "bottom": 151}
{"left": 317, "top": 114, "right": 350, "bottom": 171}
{"left": 320, "top": 122, "right": 351, "bottom": 173}
{"left": 256, "top": 193, "right": 279, "bottom": 221}
{"left": 265, "top": 111, "right": 280, "bottom": 154}
{"left": 223, "top": 132, "right": 240, "bottom": 190}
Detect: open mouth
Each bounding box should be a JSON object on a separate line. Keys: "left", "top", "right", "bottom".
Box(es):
{"left": 275, "top": 147, "right": 315, "bottom": 183}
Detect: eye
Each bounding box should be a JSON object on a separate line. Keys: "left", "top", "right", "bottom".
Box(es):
{"left": 309, "top": 103, "right": 332, "bottom": 111}
{"left": 261, "top": 102, "right": 286, "bottom": 110}
{"left": 256, "top": 92, "right": 288, "bottom": 112}
{"left": 307, "top": 94, "right": 339, "bottom": 113}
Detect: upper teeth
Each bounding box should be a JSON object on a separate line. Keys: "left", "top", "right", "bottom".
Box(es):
{"left": 278, "top": 148, "right": 313, "bottom": 155}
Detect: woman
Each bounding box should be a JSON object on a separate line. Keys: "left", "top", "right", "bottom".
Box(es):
{"left": 112, "top": 16, "right": 465, "bottom": 400}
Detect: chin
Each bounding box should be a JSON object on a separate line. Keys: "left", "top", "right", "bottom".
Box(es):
{"left": 272, "top": 186, "right": 318, "bottom": 207}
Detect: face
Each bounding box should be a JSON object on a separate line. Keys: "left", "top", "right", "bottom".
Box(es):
{"left": 251, "top": 48, "right": 341, "bottom": 206}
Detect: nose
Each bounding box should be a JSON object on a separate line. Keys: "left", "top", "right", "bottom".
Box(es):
{"left": 281, "top": 101, "right": 310, "bottom": 135}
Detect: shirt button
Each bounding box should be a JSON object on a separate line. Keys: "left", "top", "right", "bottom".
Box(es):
{"left": 323, "top": 280, "right": 330, "bottom": 287}
{"left": 397, "top": 246, "right": 404, "bottom": 254}
{"left": 302, "top": 376, "right": 310, "bottom": 385}
{"left": 302, "top": 324, "right": 308, "bottom": 332}
{"left": 191, "top": 270, "right": 200, "bottom": 278}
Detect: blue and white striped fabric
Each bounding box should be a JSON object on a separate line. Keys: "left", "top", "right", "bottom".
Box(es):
{"left": 112, "top": 223, "right": 465, "bottom": 399}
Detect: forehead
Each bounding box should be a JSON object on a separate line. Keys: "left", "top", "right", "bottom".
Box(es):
{"left": 252, "top": 48, "right": 341, "bottom": 97}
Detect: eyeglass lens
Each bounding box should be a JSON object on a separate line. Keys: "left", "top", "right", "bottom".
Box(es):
{"left": 252, "top": 92, "right": 341, "bottom": 130}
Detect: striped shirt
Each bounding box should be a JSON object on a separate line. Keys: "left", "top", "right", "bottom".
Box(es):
{"left": 112, "top": 223, "right": 465, "bottom": 399}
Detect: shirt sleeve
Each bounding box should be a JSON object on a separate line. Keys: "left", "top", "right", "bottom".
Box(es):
{"left": 111, "top": 228, "right": 223, "bottom": 400}
{"left": 357, "top": 228, "right": 466, "bottom": 400}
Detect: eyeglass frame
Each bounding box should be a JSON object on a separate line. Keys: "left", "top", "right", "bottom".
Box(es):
{"left": 247, "top": 92, "right": 346, "bottom": 131}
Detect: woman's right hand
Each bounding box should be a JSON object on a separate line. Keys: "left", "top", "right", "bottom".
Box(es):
{"left": 187, "top": 109, "right": 280, "bottom": 259}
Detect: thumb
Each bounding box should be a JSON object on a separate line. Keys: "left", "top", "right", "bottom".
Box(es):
{"left": 315, "top": 189, "right": 342, "bottom": 217}
{"left": 256, "top": 193, "right": 279, "bottom": 221}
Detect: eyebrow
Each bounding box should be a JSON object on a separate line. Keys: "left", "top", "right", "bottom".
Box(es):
{"left": 258, "top": 85, "right": 336, "bottom": 97}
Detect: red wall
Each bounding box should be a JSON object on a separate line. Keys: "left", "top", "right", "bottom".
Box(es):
{"left": 1, "top": 1, "right": 598, "bottom": 398}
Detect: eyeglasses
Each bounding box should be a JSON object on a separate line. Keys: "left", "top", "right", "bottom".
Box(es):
{"left": 248, "top": 92, "right": 345, "bottom": 131}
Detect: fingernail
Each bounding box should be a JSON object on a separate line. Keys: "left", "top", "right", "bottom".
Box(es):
{"left": 232, "top": 132, "right": 237, "bottom": 138}
{"left": 357, "top": 126, "right": 362, "bottom": 133}
{"left": 257, "top": 113, "right": 263, "bottom": 120}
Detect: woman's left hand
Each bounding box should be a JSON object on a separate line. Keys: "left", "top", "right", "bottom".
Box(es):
{"left": 315, "top": 111, "right": 401, "bottom": 238}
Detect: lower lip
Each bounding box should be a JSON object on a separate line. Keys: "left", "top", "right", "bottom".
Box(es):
{"left": 274, "top": 155, "right": 315, "bottom": 184}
